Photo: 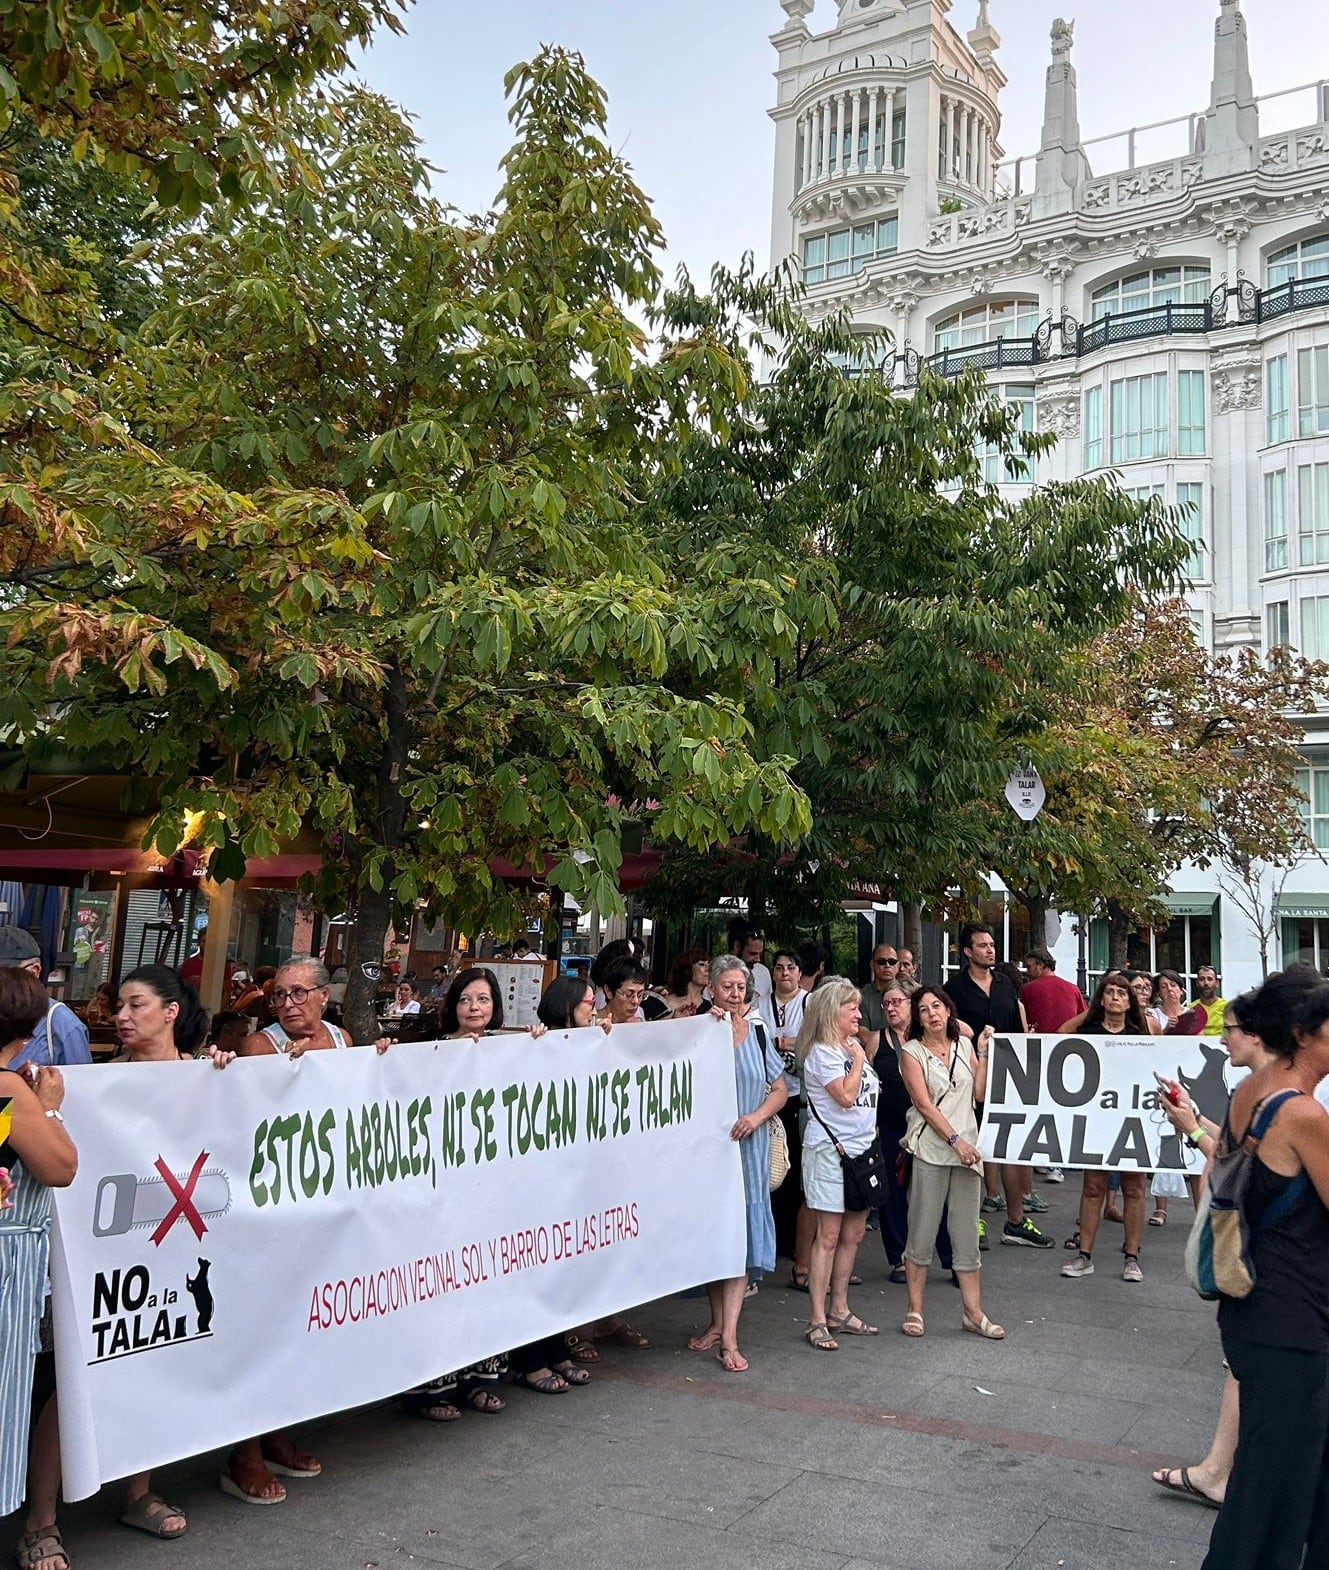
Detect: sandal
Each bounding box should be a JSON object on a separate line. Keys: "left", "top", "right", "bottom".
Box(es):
{"left": 1103, "top": 1206, "right": 1125, "bottom": 1224}
{"left": 805, "top": 1322, "right": 838, "bottom": 1351}
{"left": 962, "top": 1313, "right": 1006, "bottom": 1340}
{"left": 219, "top": 1460, "right": 285, "bottom": 1507}
{"left": 514, "top": 1369, "right": 568, "bottom": 1394}
{"left": 1063, "top": 1229, "right": 1081, "bottom": 1250}
{"left": 828, "top": 1312, "right": 879, "bottom": 1336}
{"left": 716, "top": 1346, "right": 749, "bottom": 1372}
{"left": 261, "top": 1434, "right": 322, "bottom": 1477}
{"left": 597, "top": 1321, "right": 650, "bottom": 1349}
{"left": 687, "top": 1328, "right": 723, "bottom": 1352}
{"left": 901, "top": 1311, "right": 925, "bottom": 1338}
{"left": 787, "top": 1270, "right": 810, "bottom": 1292}
{"left": 564, "top": 1332, "right": 601, "bottom": 1364}
{"left": 1152, "top": 1466, "right": 1222, "bottom": 1509}
{"left": 552, "top": 1360, "right": 591, "bottom": 1386}
{"left": 410, "top": 1400, "right": 461, "bottom": 1422}
{"left": 15, "top": 1526, "right": 68, "bottom": 1570}
{"left": 118, "top": 1491, "right": 191, "bottom": 1534}
{"left": 465, "top": 1387, "right": 506, "bottom": 1413}
{"left": 1149, "top": 1208, "right": 1168, "bottom": 1227}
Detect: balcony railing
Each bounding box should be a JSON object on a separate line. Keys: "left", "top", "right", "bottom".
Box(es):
{"left": 876, "top": 272, "right": 1326, "bottom": 390}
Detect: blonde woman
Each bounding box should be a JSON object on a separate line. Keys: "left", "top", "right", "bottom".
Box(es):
{"left": 796, "top": 977, "right": 881, "bottom": 1351}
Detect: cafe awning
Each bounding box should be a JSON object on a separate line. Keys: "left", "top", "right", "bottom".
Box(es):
{"left": 1275, "top": 895, "right": 1329, "bottom": 921}
{"left": 1162, "top": 892, "right": 1219, "bottom": 918}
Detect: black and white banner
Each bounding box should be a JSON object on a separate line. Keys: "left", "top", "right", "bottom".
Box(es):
{"left": 977, "top": 1034, "right": 1232, "bottom": 1172}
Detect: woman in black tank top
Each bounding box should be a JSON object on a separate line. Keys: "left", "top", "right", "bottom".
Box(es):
{"left": 1192, "top": 972, "right": 1329, "bottom": 1570}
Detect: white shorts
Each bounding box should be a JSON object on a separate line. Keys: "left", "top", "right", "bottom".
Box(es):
{"left": 801, "top": 1138, "right": 846, "bottom": 1213}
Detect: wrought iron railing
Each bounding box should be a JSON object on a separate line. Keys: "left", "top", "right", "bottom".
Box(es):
{"left": 880, "top": 271, "right": 1327, "bottom": 390}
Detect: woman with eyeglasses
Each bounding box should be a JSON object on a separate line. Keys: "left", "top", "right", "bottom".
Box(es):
{"left": 219, "top": 957, "right": 348, "bottom": 1502}
{"left": 595, "top": 957, "right": 649, "bottom": 1027}
{"left": 899, "top": 984, "right": 1001, "bottom": 1340}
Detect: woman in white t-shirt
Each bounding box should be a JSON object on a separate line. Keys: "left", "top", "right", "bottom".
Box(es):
{"left": 796, "top": 977, "right": 881, "bottom": 1351}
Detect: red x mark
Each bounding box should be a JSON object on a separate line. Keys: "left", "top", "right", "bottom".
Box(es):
{"left": 150, "top": 1150, "right": 210, "bottom": 1247}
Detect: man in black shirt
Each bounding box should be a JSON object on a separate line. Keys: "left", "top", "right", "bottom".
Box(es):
{"left": 947, "top": 923, "right": 1054, "bottom": 1248}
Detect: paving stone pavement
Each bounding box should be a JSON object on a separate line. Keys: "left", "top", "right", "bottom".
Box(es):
{"left": 6, "top": 1193, "right": 1226, "bottom": 1570}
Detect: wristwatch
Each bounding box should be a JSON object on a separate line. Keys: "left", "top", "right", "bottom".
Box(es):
{"left": 946, "top": 1131, "right": 960, "bottom": 1147}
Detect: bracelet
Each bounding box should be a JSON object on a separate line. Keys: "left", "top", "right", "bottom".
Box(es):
{"left": 946, "top": 1131, "right": 960, "bottom": 1147}
{"left": 44, "top": 1109, "right": 64, "bottom": 1122}
{"left": 1185, "top": 1126, "right": 1207, "bottom": 1147}
{"left": 976, "top": 1051, "right": 988, "bottom": 1060}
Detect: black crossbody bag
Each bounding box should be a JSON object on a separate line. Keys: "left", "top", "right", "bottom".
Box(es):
{"left": 805, "top": 1077, "right": 885, "bottom": 1212}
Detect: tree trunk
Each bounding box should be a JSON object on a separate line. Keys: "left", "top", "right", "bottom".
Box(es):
{"left": 1021, "top": 894, "right": 1050, "bottom": 955}
{"left": 1106, "top": 898, "right": 1133, "bottom": 969}
{"left": 901, "top": 901, "right": 923, "bottom": 971}
{"left": 342, "top": 660, "right": 411, "bottom": 1045}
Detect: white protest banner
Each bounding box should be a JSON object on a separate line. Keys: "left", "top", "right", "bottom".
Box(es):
{"left": 48, "top": 1017, "right": 744, "bottom": 1500}
{"left": 977, "top": 1033, "right": 1233, "bottom": 1172}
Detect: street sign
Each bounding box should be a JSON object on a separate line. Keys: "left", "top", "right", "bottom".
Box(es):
{"left": 1005, "top": 765, "right": 1046, "bottom": 822}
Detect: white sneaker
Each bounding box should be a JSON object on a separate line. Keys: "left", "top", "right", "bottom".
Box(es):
{"left": 1122, "top": 1255, "right": 1143, "bottom": 1283}
{"left": 1036, "top": 1167, "right": 1065, "bottom": 1183}
{"left": 1061, "top": 1253, "right": 1094, "bottom": 1278}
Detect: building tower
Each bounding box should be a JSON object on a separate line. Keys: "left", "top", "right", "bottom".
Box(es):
{"left": 766, "top": 0, "right": 1329, "bottom": 992}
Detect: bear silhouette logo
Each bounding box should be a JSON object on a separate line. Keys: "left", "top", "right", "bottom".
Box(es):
{"left": 185, "top": 1258, "right": 213, "bottom": 1334}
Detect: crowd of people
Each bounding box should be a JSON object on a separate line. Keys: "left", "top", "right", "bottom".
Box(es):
{"left": 2, "top": 912, "right": 1327, "bottom": 1569}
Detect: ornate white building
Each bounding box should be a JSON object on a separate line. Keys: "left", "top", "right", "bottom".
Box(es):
{"left": 767, "top": 0, "right": 1329, "bottom": 992}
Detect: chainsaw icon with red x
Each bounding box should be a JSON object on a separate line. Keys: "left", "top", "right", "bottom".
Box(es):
{"left": 92, "top": 1152, "right": 232, "bottom": 1245}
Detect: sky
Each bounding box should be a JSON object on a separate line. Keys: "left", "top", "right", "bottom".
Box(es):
{"left": 356, "top": 0, "right": 1326, "bottom": 285}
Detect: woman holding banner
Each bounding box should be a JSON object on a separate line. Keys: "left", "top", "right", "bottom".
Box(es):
{"left": 23, "top": 967, "right": 208, "bottom": 1555}
{"left": 899, "top": 985, "right": 1001, "bottom": 1340}
{"left": 687, "top": 956, "right": 787, "bottom": 1372}
{"left": 1, "top": 967, "right": 77, "bottom": 1570}
{"left": 1058, "top": 971, "right": 1154, "bottom": 1284}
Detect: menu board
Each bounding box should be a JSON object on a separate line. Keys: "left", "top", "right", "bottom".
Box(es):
{"left": 486, "top": 961, "right": 548, "bottom": 1030}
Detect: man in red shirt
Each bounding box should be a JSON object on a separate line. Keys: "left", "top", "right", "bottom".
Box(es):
{"left": 1020, "top": 947, "right": 1086, "bottom": 1034}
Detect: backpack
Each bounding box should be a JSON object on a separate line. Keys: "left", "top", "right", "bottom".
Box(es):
{"left": 1185, "top": 1089, "right": 1308, "bottom": 1301}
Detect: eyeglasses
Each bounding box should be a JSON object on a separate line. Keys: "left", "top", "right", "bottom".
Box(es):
{"left": 615, "top": 988, "right": 646, "bottom": 1004}
{"left": 272, "top": 985, "right": 324, "bottom": 1006}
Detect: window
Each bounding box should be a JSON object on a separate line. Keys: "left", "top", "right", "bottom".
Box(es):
{"left": 1084, "top": 385, "right": 1103, "bottom": 470}
{"left": 827, "top": 228, "right": 851, "bottom": 280}
{"left": 978, "top": 384, "right": 1036, "bottom": 483}
{"left": 1298, "top": 346, "right": 1329, "bottom": 437}
{"left": 802, "top": 234, "right": 826, "bottom": 286}
{"left": 1177, "top": 481, "right": 1205, "bottom": 580}
{"left": 1178, "top": 371, "right": 1206, "bottom": 455}
{"left": 1268, "top": 355, "right": 1290, "bottom": 445}
{"left": 1091, "top": 266, "right": 1211, "bottom": 320}
{"left": 933, "top": 300, "right": 1041, "bottom": 351}
{"left": 1296, "top": 765, "right": 1329, "bottom": 850}
{"left": 802, "top": 218, "right": 899, "bottom": 285}
{"left": 1110, "top": 373, "right": 1169, "bottom": 463}
{"left": 1268, "top": 234, "right": 1329, "bottom": 289}
{"left": 1299, "top": 463, "right": 1329, "bottom": 566}
{"left": 1265, "top": 468, "right": 1289, "bottom": 571}
{"left": 1087, "top": 913, "right": 1215, "bottom": 998}
{"left": 866, "top": 108, "right": 907, "bottom": 172}
{"left": 1300, "top": 596, "right": 1329, "bottom": 660}
{"left": 1267, "top": 600, "right": 1290, "bottom": 651}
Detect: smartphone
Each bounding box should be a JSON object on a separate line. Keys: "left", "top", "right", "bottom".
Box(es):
{"left": 1152, "top": 1070, "right": 1181, "bottom": 1105}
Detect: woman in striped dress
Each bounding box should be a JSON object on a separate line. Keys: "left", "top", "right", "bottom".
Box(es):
{"left": 1, "top": 967, "right": 78, "bottom": 1570}
{"left": 685, "top": 956, "right": 787, "bottom": 1373}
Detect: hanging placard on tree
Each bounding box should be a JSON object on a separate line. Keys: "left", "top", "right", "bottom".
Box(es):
{"left": 1005, "top": 765, "right": 1046, "bottom": 822}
